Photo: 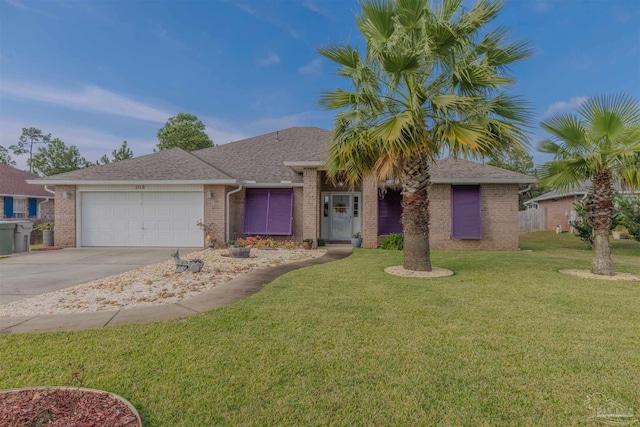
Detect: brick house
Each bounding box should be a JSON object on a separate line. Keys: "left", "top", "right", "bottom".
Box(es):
{"left": 524, "top": 189, "right": 587, "bottom": 232}
{"left": 0, "top": 164, "right": 54, "bottom": 220}
{"left": 31, "top": 127, "right": 534, "bottom": 250}
{"left": 524, "top": 184, "right": 640, "bottom": 232}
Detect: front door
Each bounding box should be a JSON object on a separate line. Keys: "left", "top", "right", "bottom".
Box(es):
{"left": 330, "top": 194, "right": 352, "bottom": 240}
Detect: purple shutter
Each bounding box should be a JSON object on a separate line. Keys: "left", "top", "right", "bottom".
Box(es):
{"left": 243, "top": 188, "right": 293, "bottom": 235}
{"left": 243, "top": 189, "right": 269, "bottom": 234}
{"left": 378, "top": 189, "right": 403, "bottom": 235}
{"left": 451, "top": 186, "right": 482, "bottom": 239}
{"left": 266, "top": 189, "right": 293, "bottom": 235}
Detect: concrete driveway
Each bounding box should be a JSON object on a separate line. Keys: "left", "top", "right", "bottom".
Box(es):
{"left": 0, "top": 247, "right": 199, "bottom": 305}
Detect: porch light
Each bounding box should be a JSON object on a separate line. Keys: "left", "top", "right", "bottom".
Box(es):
{"left": 207, "top": 191, "right": 213, "bottom": 199}
{"left": 62, "top": 191, "right": 72, "bottom": 199}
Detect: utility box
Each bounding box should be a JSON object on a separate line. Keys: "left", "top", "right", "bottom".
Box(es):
{"left": 13, "top": 221, "right": 33, "bottom": 253}
{"left": 0, "top": 222, "right": 16, "bottom": 255}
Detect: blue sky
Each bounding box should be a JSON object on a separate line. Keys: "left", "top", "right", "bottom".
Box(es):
{"left": 1, "top": 0, "right": 639, "bottom": 171}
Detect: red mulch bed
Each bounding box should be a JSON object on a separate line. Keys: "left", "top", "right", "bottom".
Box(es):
{"left": 0, "top": 388, "right": 140, "bottom": 426}
{"left": 31, "top": 246, "right": 64, "bottom": 251}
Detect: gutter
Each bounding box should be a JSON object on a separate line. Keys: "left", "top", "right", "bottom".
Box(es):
{"left": 44, "top": 185, "right": 56, "bottom": 196}
{"left": 226, "top": 183, "right": 243, "bottom": 242}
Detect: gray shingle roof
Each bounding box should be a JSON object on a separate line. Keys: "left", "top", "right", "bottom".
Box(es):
{"left": 0, "top": 164, "right": 53, "bottom": 198}
{"left": 193, "top": 127, "right": 330, "bottom": 183}
{"left": 430, "top": 157, "right": 535, "bottom": 183}
{"left": 32, "top": 127, "right": 536, "bottom": 185}
{"left": 34, "top": 148, "right": 233, "bottom": 183}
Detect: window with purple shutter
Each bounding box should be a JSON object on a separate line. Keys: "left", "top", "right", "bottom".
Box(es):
{"left": 243, "top": 188, "right": 293, "bottom": 235}
{"left": 451, "top": 185, "right": 482, "bottom": 239}
{"left": 378, "top": 189, "right": 403, "bottom": 235}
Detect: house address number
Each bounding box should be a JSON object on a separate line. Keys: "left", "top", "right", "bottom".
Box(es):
{"left": 134, "top": 185, "right": 146, "bottom": 190}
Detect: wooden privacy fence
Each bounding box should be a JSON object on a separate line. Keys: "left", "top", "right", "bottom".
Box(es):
{"left": 519, "top": 208, "right": 547, "bottom": 233}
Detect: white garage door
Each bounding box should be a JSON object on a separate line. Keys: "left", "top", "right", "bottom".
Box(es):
{"left": 81, "top": 192, "right": 203, "bottom": 247}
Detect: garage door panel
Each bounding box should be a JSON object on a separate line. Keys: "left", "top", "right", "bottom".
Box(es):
{"left": 82, "top": 191, "right": 202, "bottom": 247}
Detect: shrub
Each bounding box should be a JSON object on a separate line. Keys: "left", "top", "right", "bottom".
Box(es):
{"left": 617, "top": 198, "right": 640, "bottom": 241}
{"left": 571, "top": 198, "right": 620, "bottom": 248}
{"left": 317, "top": 237, "right": 326, "bottom": 247}
{"left": 381, "top": 233, "right": 403, "bottom": 250}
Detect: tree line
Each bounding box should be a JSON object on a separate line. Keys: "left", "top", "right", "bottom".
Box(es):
{"left": 0, "top": 113, "right": 214, "bottom": 175}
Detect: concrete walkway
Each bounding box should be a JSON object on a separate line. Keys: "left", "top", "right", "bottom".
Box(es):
{"left": 0, "top": 249, "right": 351, "bottom": 335}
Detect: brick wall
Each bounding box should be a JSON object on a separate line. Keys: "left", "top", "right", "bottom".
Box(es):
{"left": 374, "top": 183, "right": 520, "bottom": 250}
{"left": 362, "top": 176, "right": 379, "bottom": 248}
{"left": 539, "top": 197, "right": 577, "bottom": 231}
{"left": 302, "top": 168, "right": 320, "bottom": 246}
{"left": 292, "top": 187, "right": 304, "bottom": 241}
{"left": 0, "top": 197, "right": 54, "bottom": 220}
{"left": 40, "top": 199, "right": 54, "bottom": 220}
{"left": 428, "top": 184, "right": 520, "bottom": 250}
{"left": 203, "top": 185, "right": 227, "bottom": 245}
{"left": 54, "top": 186, "right": 76, "bottom": 247}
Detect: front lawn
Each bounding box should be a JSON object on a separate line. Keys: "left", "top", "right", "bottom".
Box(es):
{"left": 1, "top": 232, "right": 638, "bottom": 425}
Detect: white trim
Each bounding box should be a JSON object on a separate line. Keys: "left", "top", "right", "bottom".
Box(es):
{"left": 28, "top": 179, "right": 237, "bottom": 185}
{"left": 77, "top": 184, "right": 203, "bottom": 192}
{"left": 283, "top": 161, "right": 324, "bottom": 167}
{"left": 283, "top": 161, "right": 325, "bottom": 172}
{"left": 243, "top": 182, "right": 304, "bottom": 188}
{"left": 431, "top": 178, "right": 536, "bottom": 184}
{"left": 0, "top": 193, "right": 51, "bottom": 199}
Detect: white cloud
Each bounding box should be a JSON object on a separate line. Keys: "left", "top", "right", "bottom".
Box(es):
{"left": 4, "top": 0, "right": 38, "bottom": 12}
{"left": 543, "top": 96, "right": 588, "bottom": 116}
{"left": 298, "top": 58, "right": 323, "bottom": 76}
{"left": 258, "top": 52, "right": 281, "bottom": 66}
{"left": 0, "top": 81, "right": 173, "bottom": 123}
{"left": 225, "top": 0, "right": 303, "bottom": 40}
{"left": 303, "top": 0, "right": 329, "bottom": 17}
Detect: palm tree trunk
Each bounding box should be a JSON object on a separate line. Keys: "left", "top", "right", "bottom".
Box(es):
{"left": 586, "top": 170, "right": 615, "bottom": 276}
{"left": 400, "top": 151, "right": 432, "bottom": 271}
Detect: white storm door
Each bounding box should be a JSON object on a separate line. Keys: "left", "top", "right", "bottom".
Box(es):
{"left": 330, "top": 194, "right": 352, "bottom": 240}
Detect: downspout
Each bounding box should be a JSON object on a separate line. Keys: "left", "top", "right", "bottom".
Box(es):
{"left": 518, "top": 184, "right": 532, "bottom": 194}
{"left": 226, "top": 183, "right": 243, "bottom": 242}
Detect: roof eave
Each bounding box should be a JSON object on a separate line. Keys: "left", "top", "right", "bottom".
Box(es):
{"left": 431, "top": 177, "right": 537, "bottom": 184}
{"left": 27, "top": 179, "right": 239, "bottom": 185}
{"left": 283, "top": 161, "right": 325, "bottom": 173}
{"left": 242, "top": 181, "right": 304, "bottom": 188}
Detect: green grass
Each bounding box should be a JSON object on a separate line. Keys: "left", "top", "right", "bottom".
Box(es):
{"left": 30, "top": 243, "right": 43, "bottom": 250}
{"left": 1, "top": 232, "right": 639, "bottom": 426}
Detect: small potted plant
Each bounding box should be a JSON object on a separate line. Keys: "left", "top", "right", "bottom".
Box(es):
{"left": 196, "top": 219, "right": 217, "bottom": 248}
{"left": 302, "top": 238, "right": 313, "bottom": 250}
{"left": 351, "top": 232, "right": 362, "bottom": 248}
{"left": 227, "top": 238, "right": 251, "bottom": 258}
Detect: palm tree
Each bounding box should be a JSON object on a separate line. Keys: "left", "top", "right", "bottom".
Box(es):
{"left": 319, "top": 0, "right": 532, "bottom": 271}
{"left": 538, "top": 94, "right": 640, "bottom": 276}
